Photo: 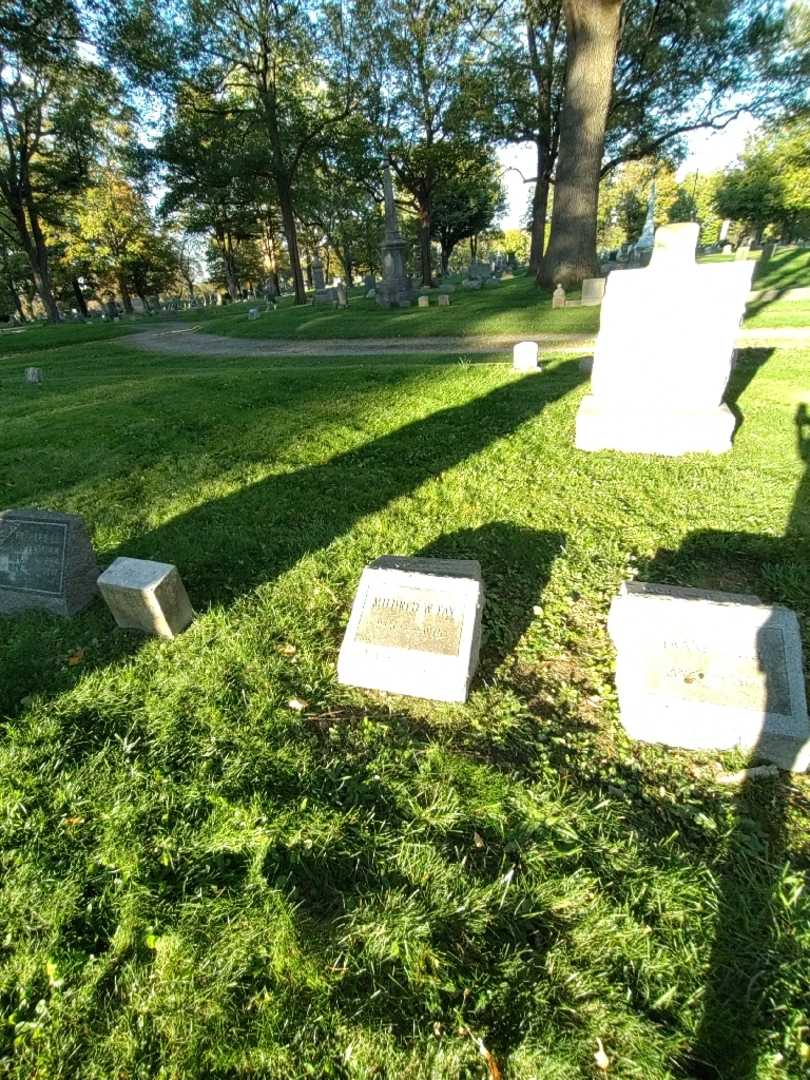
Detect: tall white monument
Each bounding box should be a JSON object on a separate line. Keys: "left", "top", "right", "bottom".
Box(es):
{"left": 575, "top": 222, "right": 755, "bottom": 456}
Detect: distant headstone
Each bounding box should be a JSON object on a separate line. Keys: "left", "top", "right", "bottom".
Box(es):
{"left": 608, "top": 582, "right": 810, "bottom": 771}
{"left": 25, "top": 367, "right": 43, "bottom": 384}
{"left": 575, "top": 222, "right": 754, "bottom": 456}
{"left": 338, "top": 556, "right": 484, "bottom": 703}
{"left": 98, "top": 557, "right": 194, "bottom": 639}
{"left": 0, "top": 509, "right": 98, "bottom": 617}
{"left": 248, "top": 307, "right": 259, "bottom": 320}
{"left": 376, "top": 163, "right": 413, "bottom": 308}
{"left": 461, "top": 279, "right": 482, "bottom": 290}
{"left": 513, "top": 341, "right": 539, "bottom": 372}
{"left": 468, "top": 261, "right": 493, "bottom": 282}
{"left": 438, "top": 293, "right": 450, "bottom": 306}
{"left": 365, "top": 288, "right": 376, "bottom": 299}
{"left": 552, "top": 284, "right": 566, "bottom": 309}
{"left": 735, "top": 244, "right": 751, "bottom": 261}
{"left": 722, "top": 243, "right": 733, "bottom": 256}
{"left": 336, "top": 282, "right": 348, "bottom": 308}
{"left": 719, "top": 218, "right": 731, "bottom": 242}
{"left": 363, "top": 273, "right": 375, "bottom": 292}
{"left": 418, "top": 295, "right": 430, "bottom": 308}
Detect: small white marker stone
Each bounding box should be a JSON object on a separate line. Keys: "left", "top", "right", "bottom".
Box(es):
{"left": 338, "top": 556, "right": 484, "bottom": 703}
{"left": 98, "top": 557, "right": 194, "bottom": 639}
{"left": 418, "top": 295, "right": 430, "bottom": 308}
{"left": 512, "top": 341, "right": 540, "bottom": 372}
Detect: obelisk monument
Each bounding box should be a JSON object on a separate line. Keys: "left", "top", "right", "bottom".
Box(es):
{"left": 376, "top": 163, "right": 412, "bottom": 308}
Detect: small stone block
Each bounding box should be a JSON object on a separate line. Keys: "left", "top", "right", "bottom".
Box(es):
{"left": 581, "top": 277, "right": 606, "bottom": 306}
{"left": 25, "top": 367, "right": 44, "bottom": 383}
{"left": 608, "top": 582, "right": 810, "bottom": 771}
{"left": 438, "top": 293, "right": 450, "bottom": 306}
{"left": 338, "top": 556, "right": 484, "bottom": 703}
{"left": 418, "top": 295, "right": 430, "bottom": 307}
{"left": 98, "top": 557, "right": 194, "bottom": 638}
{"left": 512, "top": 341, "right": 539, "bottom": 372}
{"left": 0, "top": 508, "right": 98, "bottom": 616}
{"left": 552, "top": 285, "right": 566, "bottom": 309}
{"left": 248, "top": 308, "right": 259, "bottom": 320}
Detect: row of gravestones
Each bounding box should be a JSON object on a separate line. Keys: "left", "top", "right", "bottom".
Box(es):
{"left": 5, "top": 222, "right": 808, "bottom": 771}
{"left": 2, "top": 503, "right": 807, "bottom": 771}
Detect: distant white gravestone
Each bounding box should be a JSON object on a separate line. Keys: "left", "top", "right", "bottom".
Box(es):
{"left": 575, "top": 222, "right": 755, "bottom": 455}
{"left": 608, "top": 582, "right": 810, "bottom": 771}
{"left": 338, "top": 556, "right": 484, "bottom": 702}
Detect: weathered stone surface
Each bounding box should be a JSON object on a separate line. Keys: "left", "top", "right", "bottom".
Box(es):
{"left": 512, "top": 341, "right": 539, "bottom": 371}
{"left": 376, "top": 164, "right": 413, "bottom": 308}
{"left": 98, "top": 557, "right": 194, "bottom": 638}
{"left": 418, "top": 295, "right": 430, "bottom": 308}
{"left": 25, "top": 367, "right": 44, "bottom": 384}
{"left": 552, "top": 284, "right": 566, "bottom": 308}
{"left": 608, "top": 582, "right": 810, "bottom": 770}
{"left": 581, "top": 278, "right": 606, "bottom": 306}
{"left": 338, "top": 556, "right": 484, "bottom": 703}
{"left": 336, "top": 282, "right": 348, "bottom": 308}
{"left": 575, "top": 223, "right": 754, "bottom": 455}
{"left": 248, "top": 308, "right": 259, "bottom": 320}
{"left": 438, "top": 293, "right": 450, "bottom": 306}
{"left": 0, "top": 508, "right": 98, "bottom": 617}
{"left": 461, "top": 279, "right": 482, "bottom": 290}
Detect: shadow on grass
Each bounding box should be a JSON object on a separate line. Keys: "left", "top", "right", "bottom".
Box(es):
{"left": 637, "top": 402, "right": 810, "bottom": 1078}
{"left": 724, "top": 347, "right": 775, "bottom": 435}
{"left": 1, "top": 361, "right": 584, "bottom": 720}
{"left": 124, "top": 361, "right": 584, "bottom": 607}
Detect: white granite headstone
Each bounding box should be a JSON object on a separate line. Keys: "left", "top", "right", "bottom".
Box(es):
{"left": 513, "top": 341, "right": 540, "bottom": 372}
{"left": 608, "top": 582, "right": 810, "bottom": 771}
{"left": 338, "top": 556, "right": 484, "bottom": 703}
{"left": 575, "top": 223, "right": 755, "bottom": 456}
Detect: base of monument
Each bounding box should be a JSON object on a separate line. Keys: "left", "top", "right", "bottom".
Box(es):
{"left": 575, "top": 397, "right": 736, "bottom": 456}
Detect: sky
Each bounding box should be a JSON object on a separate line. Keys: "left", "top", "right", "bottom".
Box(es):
{"left": 496, "top": 113, "right": 760, "bottom": 230}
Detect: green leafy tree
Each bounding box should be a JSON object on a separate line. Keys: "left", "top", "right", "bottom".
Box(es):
{"left": 66, "top": 169, "right": 156, "bottom": 311}
{"left": 430, "top": 145, "right": 506, "bottom": 272}
{"left": 0, "top": 0, "right": 121, "bottom": 319}
{"left": 716, "top": 119, "right": 810, "bottom": 240}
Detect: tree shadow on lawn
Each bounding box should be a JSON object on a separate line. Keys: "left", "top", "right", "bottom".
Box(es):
{"left": 123, "top": 360, "right": 585, "bottom": 607}
{"left": 1, "top": 362, "right": 584, "bottom": 718}
{"left": 633, "top": 401, "right": 810, "bottom": 1079}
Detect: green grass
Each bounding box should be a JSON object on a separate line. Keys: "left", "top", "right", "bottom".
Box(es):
{"left": 0, "top": 317, "right": 157, "bottom": 356}
{"left": 185, "top": 276, "right": 602, "bottom": 340}
{"left": 1, "top": 336, "right": 809, "bottom": 1077}
{"left": 699, "top": 248, "right": 810, "bottom": 292}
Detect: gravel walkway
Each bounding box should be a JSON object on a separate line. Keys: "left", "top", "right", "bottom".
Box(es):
{"left": 123, "top": 321, "right": 810, "bottom": 359}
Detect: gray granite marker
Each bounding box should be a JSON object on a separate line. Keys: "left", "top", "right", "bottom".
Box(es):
{"left": 97, "top": 557, "right": 194, "bottom": 638}
{"left": 0, "top": 508, "right": 98, "bottom": 616}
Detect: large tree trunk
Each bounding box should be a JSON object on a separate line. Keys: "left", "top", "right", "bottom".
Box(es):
{"left": 538, "top": 0, "right": 622, "bottom": 288}
{"left": 528, "top": 140, "right": 552, "bottom": 273}
{"left": 440, "top": 241, "right": 452, "bottom": 274}
{"left": 419, "top": 204, "right": 433, "bottom": 287}
{"left": 277, "top": 177, "right": 306, "bottom": 304}
{"left": 117, "top": 273, "right": 134, "bottom": 314}
{"left": 71, "top": 277, "right": 88, "bottom": 317}
{"left": 23, "top": 200, "right": 61, "bottom": 321}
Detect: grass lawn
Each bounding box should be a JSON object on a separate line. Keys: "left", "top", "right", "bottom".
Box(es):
{"left": 1, "top": 335, "right": 809, "bottom": 1078}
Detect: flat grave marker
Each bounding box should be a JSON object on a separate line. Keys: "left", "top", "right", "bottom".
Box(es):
{"left": 0, "top": 509, "right": 98, "bottom": 617}
{"left": 338, "top": 556, "right": 484, "bottom": 703}
{"left": 608, "top": 581, "right": 810, "bottom": 771}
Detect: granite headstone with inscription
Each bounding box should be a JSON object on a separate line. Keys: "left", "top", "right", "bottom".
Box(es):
{"left": 0, "top": 509, "right": 98, "bottom": 616}
{"left": 338, "top": 556, "right": 484, "bottom": 702}
{"left": 608, "top": 581, "right": 810, "bottom": 771}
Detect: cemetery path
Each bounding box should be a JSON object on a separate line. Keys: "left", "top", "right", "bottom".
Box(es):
{"left": 125, "top": 322, "right": 810, "bottom": 360}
